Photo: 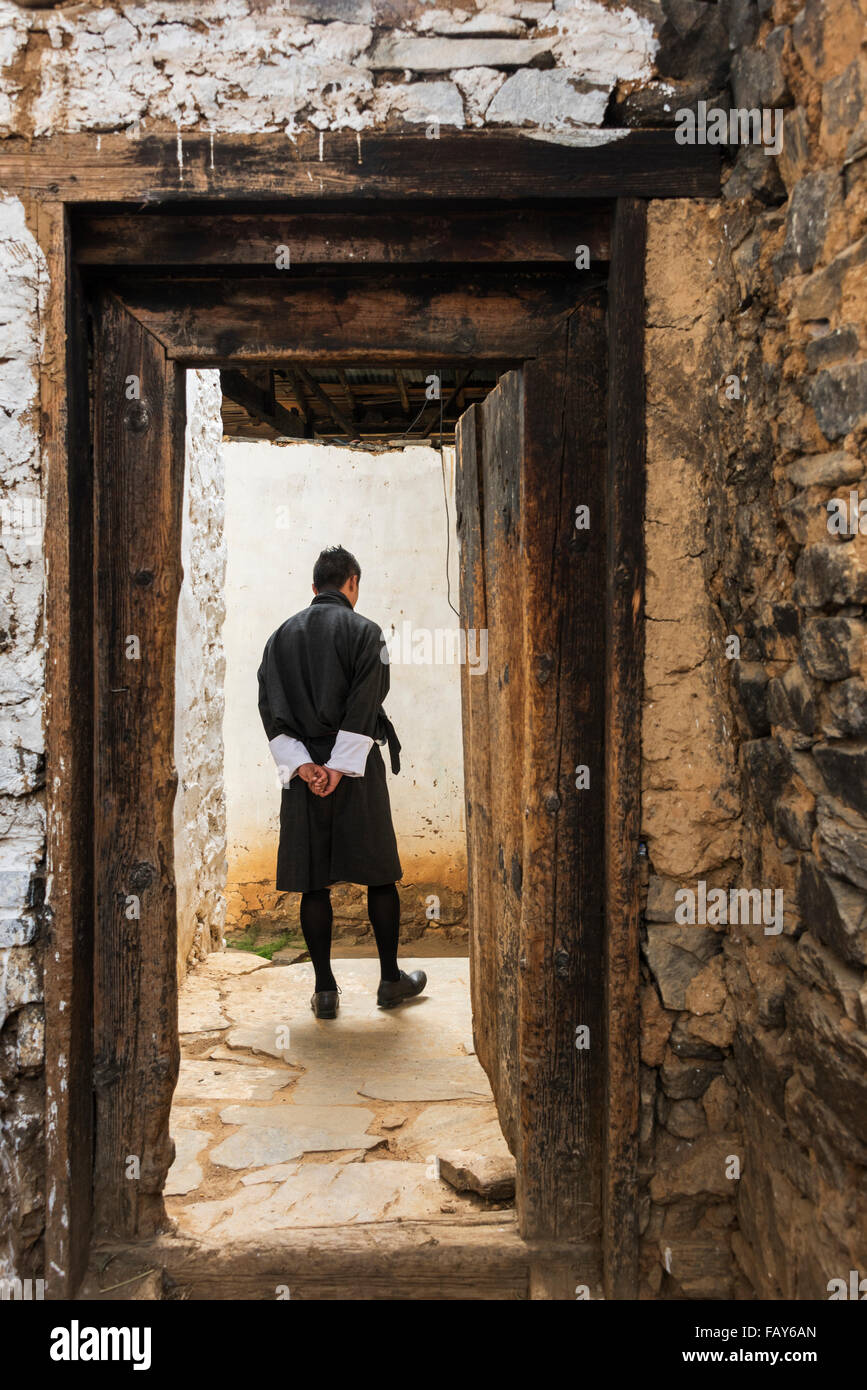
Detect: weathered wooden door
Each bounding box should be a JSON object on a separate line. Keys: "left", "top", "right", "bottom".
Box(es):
{"left": 91, "top": 291, "right": 186, "bottom": 1238}
{"left": 456, "top": 293, "right": 607, "bottom": 1258}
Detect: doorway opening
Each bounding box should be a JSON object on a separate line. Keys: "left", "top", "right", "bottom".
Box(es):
{"left": 166, "top": 366, "right": 518, "bottom": 1242}
{"left": 46, "top": 175, "right": 657, "bottom": 1297}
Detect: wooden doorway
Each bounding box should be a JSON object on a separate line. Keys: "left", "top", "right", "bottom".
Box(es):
{"left": 18, "top": 131, "right": 719, "bottom": 1299}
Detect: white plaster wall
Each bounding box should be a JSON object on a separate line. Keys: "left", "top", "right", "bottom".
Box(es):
{"left": 173, "top": 370, "right": 228, "bottom": 976}
{"left": 223, "top": 439, "right": 467, "bottom": 902}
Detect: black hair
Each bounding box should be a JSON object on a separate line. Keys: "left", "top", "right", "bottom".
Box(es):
{"left": 313, "top": 545, "right": 361, "bottom": 591}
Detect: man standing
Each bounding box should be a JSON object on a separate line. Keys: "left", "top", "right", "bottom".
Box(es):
{"left": 257, "top": 545, "right": 427, "bottom": 1019}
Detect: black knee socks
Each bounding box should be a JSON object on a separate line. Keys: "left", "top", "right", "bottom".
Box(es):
{"left": 299, "top": 887, "right": 337, "bottom": 993}
{"left": 368, "top": 882, "right": 401, "bottom": 983}
{"left": 300, "top": 883, "right": 401, "bottom": 990}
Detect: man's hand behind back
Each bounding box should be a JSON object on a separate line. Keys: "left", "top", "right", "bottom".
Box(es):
{"left": 298, "top": 762, "right": 328, "bottom": 794}
{"left": 319, "top": 768, "right": 343, "bottom": 797}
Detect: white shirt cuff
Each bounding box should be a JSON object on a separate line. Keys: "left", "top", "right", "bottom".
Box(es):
{"left": 269, "top": 733, "right": 313, "bottom": 784}
{"left": 325, "top": 729, "right": 374, "bottom": 777}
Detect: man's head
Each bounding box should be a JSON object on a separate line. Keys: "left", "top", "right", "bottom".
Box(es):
{"left": 313, "top": 545, "right": 360, "bottom": 608}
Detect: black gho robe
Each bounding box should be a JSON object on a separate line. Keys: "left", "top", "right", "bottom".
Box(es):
{"left": 257, "top": 589, "right": 402, "bottom": 892}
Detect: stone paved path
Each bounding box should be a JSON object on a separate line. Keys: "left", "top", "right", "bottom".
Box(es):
{"left": 166, "top": 952, "right": 514, "bottom": 1239}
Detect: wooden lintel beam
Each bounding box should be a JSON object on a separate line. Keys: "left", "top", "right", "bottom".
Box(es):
{"left": 3, "top": 130, "right": 720, "bottom": 204}
{"left": 220, "top": 368, "right": 304, "bottom": 438}
{"left": 109, "top": 274, "right": 594, "bottom": 365}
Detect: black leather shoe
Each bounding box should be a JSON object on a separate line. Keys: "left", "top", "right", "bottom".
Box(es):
{"left": 311, "top": 988, "right": 340, "bottom": 1019}
{"left": 377, "top": 969, "right": 427, "bottom": 1009}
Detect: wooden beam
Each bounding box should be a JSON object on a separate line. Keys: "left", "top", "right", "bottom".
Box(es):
{"left": 395, "top": 368, "right": 411, "bottom": 416}
{"left": 281, "top": 369, "right": 312, "bottom": 433}
{"left": 108, "top": 273, "right": 598, "bottom": 365}
{"left": 72, "top": 207, "right": 611, "bottom": 266}
{"left": 421, "top": 369, "right": 474, "bottom": 438}
{"left": 294, "top": 364, "right": 357, "bottom": 439}
{"left": 83, "top": 1223, "right": 598, "bottom": 1301}
{"left": 2, "top": 131, "right": 720, "bottom": 205}
{"left": 220, "top": 368, "right": 304, "bottom": 437}
{"left": 603, "top": 198, "right": 646, "bottom": 1301}
{"left": 518, "top": 298, "right": 608, "bottom": 1241}
{"left": 40, "top": 200, "right": 95, "bottom": 1298}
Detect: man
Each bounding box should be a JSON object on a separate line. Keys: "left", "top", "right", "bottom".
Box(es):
{"left": 257, "top": 545, "right": 427, "bottom": 1019}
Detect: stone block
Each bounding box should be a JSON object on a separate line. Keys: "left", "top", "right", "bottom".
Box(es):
{"left": 778, "top": 107, "right": 810, "bottom": 192}
{"left": 734, "top": 661, "right": 770, "bottom": 736}
{"left": 669, "top": 1017, "right": 726, "bottom": 1060}
{"left": 808, "top": 361, "right": 867, "bottom": 440}
{"left": 660, "top": 1052, "right": 724, "bottom": 1100}
{"left": 786, "top": 985, "right": 867, "bottom": 1151}
{"left": 380, "top": 80, "right": 465, "bottom": 127}
{"left": 821, "top": 60, "right": 863, "bottom": 159}
{"left": 643, "top": 926, "right": 723, "bottom": 1011}
{"left": 802, "top": 614, "right": 866, "bottom": 680}
{"left": 794, "top": 235, "right": 867, "bottom": 321}
{"left": 487, "top": 69, "right": 609, "bottom": 127}
{"left": 0, "top": 946, "right": 41, "bottom": 1029}
{"left": 766, "top": 662, "right": 815, "bottom": 737}
{"left": 437, "top": 1148, "right": 516, "bottom": 1200}
{"left": 640, "top": 981, "right": 674, "bottom": 1066}
{"left": 805, "top": 325, "right": 859, "bottom": 371}
{"left": 797, "top": 854, "right": 867, "bottom": 968}
{"left": 785, "top": 452, "right": 862, "bottom": 490}
{"left": 730, "top": 26, "right": 788, "bottom": 109}
{"left": 824, "top": 678, "right": 867, "bottom": 736}
{"left": 796, "top": 930, "right": 867, "bottom": 1028}
{"left": 702, "top": 1074, "right": 738, "bottom": 1132}
{"left": 794, "top": 543, "right": 867, "bottom": 607}
{"left": 774, "top": 782, "right": 816, "bottom": 851}
{"left": 732, "top": 1027, "right": 792, "bottom": 1119}
{"left": 646, "top": 874, "right": 681, "bottom": 922}
{"left": 740, "top": 736, "right": 789, "bottom": 820}
{"left": 774, "top": 171, "right": 842, "bottom": 281}
{"left": 813, "top": 740, "right": 867, "bottom": 817}
{"left": 368, "top": 35, "right": 552, "bottom": 71}
{"left": 649, "top": 1135, "right": 741, "bottom": 1203}
{"left": 665, "top": 1098, "right": 706, "bottom": 1140}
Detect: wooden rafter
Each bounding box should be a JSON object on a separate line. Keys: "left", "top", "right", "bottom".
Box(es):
{"left": 220, "top": 369, "right": 304, "bottom": 438}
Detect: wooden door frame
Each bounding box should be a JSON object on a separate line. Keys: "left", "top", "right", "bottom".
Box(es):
{"left": 13, "top": 132, "right": 718, "bottom": 1298}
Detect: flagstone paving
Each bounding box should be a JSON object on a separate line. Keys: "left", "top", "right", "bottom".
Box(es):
{"left": 166, "top": 953, "right": 515, "bottom": 1236}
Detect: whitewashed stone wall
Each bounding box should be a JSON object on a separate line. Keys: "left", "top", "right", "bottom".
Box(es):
{"left": 0, "top": 195, "right": 48, "bottom": 1279}
{"left": 174, "top": 369, "right": 227, "bottom": 978}
{"left": 0, "top": 0, "right": 658, "bottom": 139}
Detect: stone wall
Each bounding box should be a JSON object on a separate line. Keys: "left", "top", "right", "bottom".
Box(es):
{"left": 0, "top": 0, "right": 658, "bottom": 137}
{"left": 173, "top": 370, "right": 228, "bottom": 978}
{"left": 714, "top": 0, "right": 867, "bottom": 1301}
{"left": 639, "top": 0, "right": 867, "bottom": 1300}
